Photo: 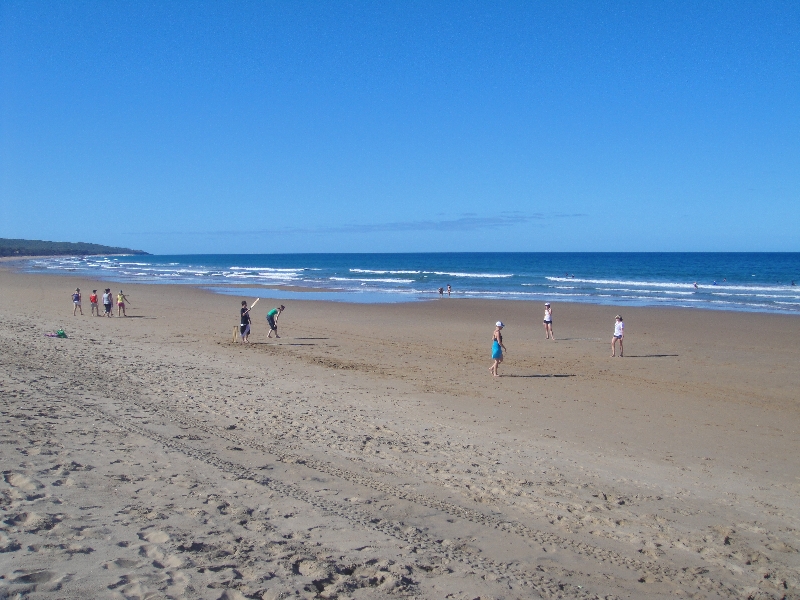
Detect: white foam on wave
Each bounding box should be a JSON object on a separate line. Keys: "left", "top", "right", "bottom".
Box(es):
{"left": 225, "top": 272, "right": 300, "bottom": 280}
{"left": 229, "top": 266, "right": 301, "bottom": 272}
{"left": 350, "top": 269, "right": 421, "bottom": 275}
{"left": 330, "top": 277, "right": 413, "bottom": 284}
{"left": 432, "top": 271, "right": 512, "bottom": 278}
{"left": 546, "top": 276, "right": 793, "bottom": 292}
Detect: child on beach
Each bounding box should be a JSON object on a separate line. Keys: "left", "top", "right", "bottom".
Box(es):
{"left": 266, "top": 305, "right": 285, "bottom": 338}
{"left": 72, "top": 288, "right": 83, "bottom": 316}
{"left": 102, "top": 289, "right": 113, "bottom": 316}
{"left": 117, "top": 290, "right": 130, "bottom": 317}
{"left": 240, "top": 300, "right": 252, "bottom": 343}
{"left": 611, "top": 315, "right": 624, "bottom": 357}
{"left": 489, "top": 321, "right": 506, "bottom": 377}
{"left": 543, "top": 302, "right": 554, "bottom": 340}
{"left": 89, "top": 290, "right": 99, "bottom": 316}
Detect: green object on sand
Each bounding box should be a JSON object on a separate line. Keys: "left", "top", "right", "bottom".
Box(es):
{"left": 56, "top": 329, "right": 67, "bottom": 338}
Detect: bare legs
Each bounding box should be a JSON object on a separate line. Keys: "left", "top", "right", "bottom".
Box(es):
{"left": 489, "top": 357, "right": 502, "bottom": 376}
{"left": 544, "top": 322, "right": 554, "bottom": 340}
{"left": 611, "top": 337, "right": 623, "bottom": 357}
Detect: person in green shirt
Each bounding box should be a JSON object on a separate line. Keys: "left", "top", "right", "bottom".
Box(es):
{"left": 266, "top": 305, "right": 285, "bottom": 338}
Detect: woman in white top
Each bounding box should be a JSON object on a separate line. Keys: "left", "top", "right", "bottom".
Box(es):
{"left": 543, "top": 303, "right": 554, "bottom": 340}
{"left": 611, "top": 315, "right": 624, "bottom": 357}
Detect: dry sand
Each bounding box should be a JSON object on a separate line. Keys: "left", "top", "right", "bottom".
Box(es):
{"left": 0, "top": 267, "right": 798, "bottom": 599}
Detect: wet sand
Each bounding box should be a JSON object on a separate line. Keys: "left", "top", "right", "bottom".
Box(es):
{"left": 1, "top": 267, "right": 798, "bottom": 599}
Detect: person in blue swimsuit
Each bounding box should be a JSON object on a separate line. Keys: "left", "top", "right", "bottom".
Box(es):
{"left": 489, "top": 321, "right": 506, "bottom": 377}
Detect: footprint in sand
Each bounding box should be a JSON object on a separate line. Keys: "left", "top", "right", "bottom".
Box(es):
{"left": 139, "top": 530, "right": 170, "bottom": 543}
{"left": 4, "top": 472, "right": 44, "bottom": 492}
{"left": 12, "top": 569, "right": 60, "bottom": 584}
{"left": 217, "top": 590, "right": 248, "bottom": 600}
{"left": 5, "top": 511, "right": 59, "bottom": 532}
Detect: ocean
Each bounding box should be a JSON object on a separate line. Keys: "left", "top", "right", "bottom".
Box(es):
{"left": 21, "top": 253, "right": 800, "bottom": 314}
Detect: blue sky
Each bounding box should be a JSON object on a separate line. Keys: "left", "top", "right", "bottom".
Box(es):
{"left": 1, "top": 1, "right": 798, "bottom": 253}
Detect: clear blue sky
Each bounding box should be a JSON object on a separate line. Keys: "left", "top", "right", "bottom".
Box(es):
{"left": 1, "top": 2, "right": 798, "bottom": 253}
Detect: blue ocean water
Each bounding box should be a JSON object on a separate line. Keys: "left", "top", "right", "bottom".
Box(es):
{"left": 22, "top": 253, "right": 800, "bottom": 313}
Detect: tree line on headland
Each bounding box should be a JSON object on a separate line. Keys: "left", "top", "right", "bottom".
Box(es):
{"left": 0, "top": 238, "right": 149, "bottom": 257}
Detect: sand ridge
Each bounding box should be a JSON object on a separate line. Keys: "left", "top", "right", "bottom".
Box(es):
{"left": 0, "top": 268, "right": 799, "bottom": 599}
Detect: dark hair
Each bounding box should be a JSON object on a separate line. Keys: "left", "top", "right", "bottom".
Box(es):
{"left": 280, "top": 305, "right": 285, "bottom": 310}
{"left": 241, "top": 300, "right": 247, "bottom": 306}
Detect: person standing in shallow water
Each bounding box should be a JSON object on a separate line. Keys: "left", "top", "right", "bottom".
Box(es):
{"left": 611, "top": 315, "right": 624, "bottom": 357}
{"left": 489, "top": 321, "right": 507, "bottom": 377}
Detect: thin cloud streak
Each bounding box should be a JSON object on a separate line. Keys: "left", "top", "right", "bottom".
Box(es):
{"left": 129, "top": 213, "right": 587, "bottom": 237}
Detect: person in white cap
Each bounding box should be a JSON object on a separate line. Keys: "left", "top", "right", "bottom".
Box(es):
{"left": 489, "top": 321, "right": 507, "bottom": 377}
{"left": 543, "top": 302, "right": 554, "bottom": 340}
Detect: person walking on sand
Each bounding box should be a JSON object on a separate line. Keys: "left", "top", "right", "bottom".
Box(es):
{"left": 117, "top": 290, "right": 130, "bottom": 317}
{"left": 543, "top": 302, "right": 554, "bottom": 340}
{"left": 489, "top": 321, "right": 507, "bottom": 377}
{"left": 266, "top": 305, "right": 285, "bottom": 338}
{"left": 611, "top": 315, "right": 624, "bottom": 357}
{"left": 102, "top": 288, "right": 113, "bottom": 317}
{"left": 89, "top": 289, "right": 100, "bottom": 316}
{"left": 240, "top": 300, "right": 252, "bottom": 343}
{"left": 72, "top": 288, "right": 83, "bottom": 316}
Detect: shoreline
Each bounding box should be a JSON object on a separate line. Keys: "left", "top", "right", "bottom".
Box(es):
{"left": 6, "top": 259, "right": 800, "bottom": 315}
{"left": 5, "top": 261, "right": 800, "bottom": 318}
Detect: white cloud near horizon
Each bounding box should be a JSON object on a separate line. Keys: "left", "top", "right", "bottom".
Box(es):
{"left": 128, "top": 212, "right": 587, "bottom": 237}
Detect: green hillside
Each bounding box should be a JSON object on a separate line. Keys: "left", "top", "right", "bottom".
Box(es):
{"left": 0, "top": 238, "right": 149, "bottom": 257}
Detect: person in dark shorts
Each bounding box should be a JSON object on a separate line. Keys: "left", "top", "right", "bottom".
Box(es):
{"left": 543, "top": 302, "right": 554, "bottom": 340}
{"left": 72, "top": 288, "right": 83, "bottom": 316}
{"left": 266, "top": 305, "right": 285, "bottom": 338}
{"left": 240, "top": 300, "right": 252, "bottom": 343}
{"left": 102, "top": 289, "right": 113, "bottom": 317}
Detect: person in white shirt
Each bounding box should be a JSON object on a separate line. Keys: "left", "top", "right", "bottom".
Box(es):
{"left": 611, "top": 315, "right": 624, "bottom": 357}
{"left": 543, "top": 302, "right": 554, "bottom": 340}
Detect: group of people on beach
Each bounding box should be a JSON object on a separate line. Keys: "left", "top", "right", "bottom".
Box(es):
{"left": 239, "top": 301, "right": 285, "bottom": 343}
{"left": 71, "top": 288, "right": 129, "bottom": 317}
{"left": 489, "top": 303, "right": 624, "bottom": 376}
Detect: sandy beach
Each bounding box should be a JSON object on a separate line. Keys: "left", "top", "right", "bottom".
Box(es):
{"left": 1, "top": 267, "right": 798, "bottom": 599}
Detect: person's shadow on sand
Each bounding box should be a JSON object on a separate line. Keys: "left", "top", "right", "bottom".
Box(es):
{"left": 504, "top": 373, "right": 575, "bottom": 378}
{"left": 624, "top": 354, "right": 679, "bottom": 358}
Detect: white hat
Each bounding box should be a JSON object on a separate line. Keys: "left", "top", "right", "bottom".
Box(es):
{"left": 496, "top": 321, "right": 504, "bottom": 327}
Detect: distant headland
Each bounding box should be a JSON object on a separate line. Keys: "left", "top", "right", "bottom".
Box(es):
{"left": 0, "top": 238, "right": 149, "bottom": 258}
